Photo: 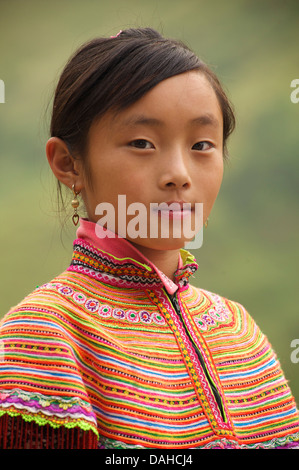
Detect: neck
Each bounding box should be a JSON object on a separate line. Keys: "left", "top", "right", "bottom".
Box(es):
{"left": 128, "top": 242, "right": 180, "bottom": 282}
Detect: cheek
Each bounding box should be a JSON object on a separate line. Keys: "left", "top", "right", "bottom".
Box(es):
{"left": 196, "top": 161, "right": 223, "bottom": 210}
{"left": 85, "top": 162, "right": 142, "bottom": 209}
{"left": 199, "top": 159, "right": 223, "bottom": 190}
{"left": 211, "top": 163, "right": 224, "bottom": 193}
{"left": 210, "top": 167, "right": 223, "bottom": 199}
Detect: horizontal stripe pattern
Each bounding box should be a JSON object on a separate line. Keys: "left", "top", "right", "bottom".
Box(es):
{"left": 183, "top": 287, "right": 299, "bottom": 446}
{"left": 1, "top": 234, "right": 299, "bottom": 449}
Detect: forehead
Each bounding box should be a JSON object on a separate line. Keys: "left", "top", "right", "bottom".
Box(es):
{"left": 140, "top": 71, "right": 220, "bottom": 108}
{"left": 90, "top": 71, "right": 223, "bottom": 138}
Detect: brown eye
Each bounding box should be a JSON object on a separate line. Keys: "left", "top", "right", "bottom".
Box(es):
{"left": 192, "top": 141, "right": 213, "bottom": 151}
{"left": 129, "top": 139, "right": 154, "bottom": 149}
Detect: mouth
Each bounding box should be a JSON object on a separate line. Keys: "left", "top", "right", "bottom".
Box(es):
{"left": 151, "top": 201, "right": 194, "bottom": 219}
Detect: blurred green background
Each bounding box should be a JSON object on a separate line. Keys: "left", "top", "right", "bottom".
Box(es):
{"left": 0, "top": 0, "right": 298, "bottom": 404}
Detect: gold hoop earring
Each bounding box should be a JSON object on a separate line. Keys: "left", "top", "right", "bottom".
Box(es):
{"left": 71, "top": 184, "right": 80, "bottom": 226}
{"left": 204, "top": 218, "right": 209, "bottom": 229}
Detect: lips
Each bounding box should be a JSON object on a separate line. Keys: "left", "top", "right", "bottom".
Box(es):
{"left": 152, "top": 201, "right": 194, "bottom": 219}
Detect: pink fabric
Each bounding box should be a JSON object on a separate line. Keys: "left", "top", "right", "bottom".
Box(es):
{"left": 76, "top": 218, "right": 181, "bottom": 294}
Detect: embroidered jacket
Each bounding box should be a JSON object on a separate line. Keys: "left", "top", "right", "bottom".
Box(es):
{"left": 0, "top": 218, "right": 298, "bottom": 449}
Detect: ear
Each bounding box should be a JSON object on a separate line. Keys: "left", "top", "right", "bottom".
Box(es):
{"left": 46, "top": 137, "right": 85, "bottom": 191}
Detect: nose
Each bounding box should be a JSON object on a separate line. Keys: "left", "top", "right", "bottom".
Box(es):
{"left": 158, "top": 148, "right": 192, "bottom": 190}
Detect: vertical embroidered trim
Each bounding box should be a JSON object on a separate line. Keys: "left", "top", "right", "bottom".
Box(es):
{"left": 176, "top": 293, "right": 235, "bottom": 432}
{"left": 146, "top": 288, "right": 237, "bottom": 440}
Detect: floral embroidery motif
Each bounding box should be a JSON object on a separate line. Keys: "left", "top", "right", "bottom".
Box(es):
{"left": 73, "top": 292, "right": 86, "bottom": 304}
{"left": 46, "top": 282, "right": 165, "bottom": 326}
{"left": 113, "top": 309, "right": 126, "bottom": 320}
{"left": 98, "top": 305, "right": 111, "bottom": 317}
{"left": 139, "top": 310, "right": 152, "bottom": 324}
{"left": 126, "top": 310, "right": 139, "bottom": 322}
{"left": 152, "top": 312, "right": 166, "bottom": 325}
{"left": 194, "top": 302, "right": 231, "bottom": 332}
{"left": 85, "top": 299, "right": 100, "bottom": 313}
{"left": 58, "top": 286, "right": 73, "bottom": 296}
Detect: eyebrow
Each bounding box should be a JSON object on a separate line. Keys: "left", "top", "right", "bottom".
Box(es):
{"left": 120, "top": 115, "right": 162, "bottom": 128}
{"left": 189, "top": 114, "right": 220, "bottom": 128}
{"left": 120, "top": 113, "right": 220, "bottom": 129}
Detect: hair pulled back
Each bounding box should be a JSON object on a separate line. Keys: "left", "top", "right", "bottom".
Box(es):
{"left": 50, "top": 27, "right": 235, "bottom": 165}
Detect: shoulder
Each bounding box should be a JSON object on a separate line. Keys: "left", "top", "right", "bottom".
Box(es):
{"left": 184, "top": 284, "right": 276, "bottom": 361}
{"left": 1, "top": 270, "right": 92, "bottom": 327}
{"left": 184, "top": 285, "right": 281, "bottom": 373}
{"left": 182, "top": 284, "right": 253, "bottom": 333}
{"left": 0, "top": 270, "right": 115, "bottom": 355}
{"left": 0, "top": 274, "right": 79, "bottom": 357}
{"left": 0, "top": 271, "right": 86, "bottom": 347}
{"left": 2, "top": 278, "right": 61, "bottom": 321}
{"left": 185, "top": 284, "right": 280, "bottom": 369}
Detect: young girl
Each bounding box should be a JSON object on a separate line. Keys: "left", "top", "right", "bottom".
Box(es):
{"left": 0, "top": 27, "right": 298, "bottom": 449}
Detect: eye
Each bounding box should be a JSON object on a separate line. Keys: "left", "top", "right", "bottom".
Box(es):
{"left": 192, "top": 141, "right": 214, "bottom": 151}
{"left": 129, "top": 139, "right": 154, "bottom": 149}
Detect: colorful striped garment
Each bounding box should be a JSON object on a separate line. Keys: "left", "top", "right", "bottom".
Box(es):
{"left": 0, "top": 218, "right": 298, "bottom": 449}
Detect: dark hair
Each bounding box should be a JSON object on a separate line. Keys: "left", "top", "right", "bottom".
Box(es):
{"left": 50, "top": 27, "right": 235, "bottom": 207}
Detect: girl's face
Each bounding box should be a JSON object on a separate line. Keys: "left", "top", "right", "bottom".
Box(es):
{"left": 80, "top": 71, "right": 224, "bottom": 251}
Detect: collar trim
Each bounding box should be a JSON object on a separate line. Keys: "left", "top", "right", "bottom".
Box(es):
{"left": 67, "top": 218, "right": 198, "bottom": 294}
